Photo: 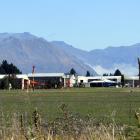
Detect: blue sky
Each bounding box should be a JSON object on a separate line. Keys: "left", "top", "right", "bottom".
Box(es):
{"left": 0, "top": 0, "right": 140, "bottom": 50}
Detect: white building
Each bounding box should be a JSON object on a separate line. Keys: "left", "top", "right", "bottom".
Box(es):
{"left": 124, "top": 75, "right": 139, "bottom": 87}
{"left": 0, "top": 74, "right": 29, "bottom": 89}
{"left": 77, "top": 76, "right": 121, "bottom": 87}
{"left": 0, "top": 73, "right": 139, "bottom": 89}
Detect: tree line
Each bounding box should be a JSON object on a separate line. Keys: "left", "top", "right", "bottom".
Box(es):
{"left": 0, "top": 60, "right": 21, "bottom": 74}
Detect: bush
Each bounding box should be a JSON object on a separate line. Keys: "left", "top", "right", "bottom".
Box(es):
{"left": 0, "top": 76, "right": 9, "bottom": 89}
{"left": 0, "top": 75, "right": 22, "bottom": 89}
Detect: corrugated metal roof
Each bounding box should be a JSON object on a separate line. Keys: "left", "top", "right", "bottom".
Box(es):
{"left": 0, "top": 74, "right": 29, "bottom": 80}
{"left": 89, "top": 79, "right": 116, "bottom": 83}
{"left": 0, "top": 73, "right": 65, "bottom": 79}
{"left": 78, "top": 76, "right": 121, "bottom": 80}
{"left": 27, "top": 73, "right": 65, "bottom": 77}
{"left": 124, "top": 76, "right": 139, "bottom": 80}
{"left": 16, "top": 74, "right": 29, "bottom": 80}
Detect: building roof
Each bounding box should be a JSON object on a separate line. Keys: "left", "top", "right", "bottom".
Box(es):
{"left": 0, "top": 74, "right": 29, "bottom": 80}
{"left": 124, "top": 76, "right": 139, "bottom": 80}
{"left": 16, "top": 74, "right": 29, "bottom": 80}
{"left": 78, "top": 75, "right": 121, "bottom": 79}
{"left": 89, "top": 79, "right": 116, "bottom": 83}
{"left": 27, "top": 73, "right": 65, "bottom": 77}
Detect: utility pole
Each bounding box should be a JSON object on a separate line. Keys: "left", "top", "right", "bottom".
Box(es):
{"left": 138, "top": 58, "right": 140, "bottom": 87}
{"left": 32, "top": 65, "right": 35, "bottom": 91}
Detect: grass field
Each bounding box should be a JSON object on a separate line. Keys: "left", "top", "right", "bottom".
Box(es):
{"left": 0, "top": 87, "right": 140, "bottom": 126}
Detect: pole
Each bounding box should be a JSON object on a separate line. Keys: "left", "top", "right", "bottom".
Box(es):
{"left": 32, "top": 65, "right": 35, "bottom": 91}
{"left": 33, "top": 74, "right": 34, "bottom": 91}
{"left": 138, "top": 58, "right": 140, "bottom": 87}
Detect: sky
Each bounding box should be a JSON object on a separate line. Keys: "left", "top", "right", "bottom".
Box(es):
{"left": 0, "top": 0, "right": 140, "bottom": 51}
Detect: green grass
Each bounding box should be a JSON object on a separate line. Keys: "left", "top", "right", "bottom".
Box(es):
{"left": 0, "top": 87, "right": 140, "bottom": 125}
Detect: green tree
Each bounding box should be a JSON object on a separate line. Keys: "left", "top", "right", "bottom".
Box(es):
{"left": 121, "top": 74, "right": 125, "bottom": 87}
{"left": 86, "top": 71, "right": 90, "bottom": 77}
{"left": 0, "top": 60, "right": 22, "bottom": 74}
{"left": 114, "top": 69, "right": 122, "bottom": 76}
{"left": 114, "top": 69, "right": 125, "bottom": 87}
{"left": 103, "top": 73, "right": 108, "bottom": 76}
{"left": 70, "top": 68, "right": 76, "bottom": 75}
{"left": 0, "top": 76, "right": 9, "bottom": 89}
{"left": 109, "top": 73, "right": 114, "bottom": 76}
{"left": 0, "top": 67, "right": 5, "bottom": 74}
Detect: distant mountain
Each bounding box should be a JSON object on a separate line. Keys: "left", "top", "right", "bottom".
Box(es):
{"left": 0, "top": 32, "right": 97, "bottom": 75}
{"left": 88, "top": 45, "right": 140, "bottom": 75}
{"left": 51, "top": 41, "right": 89, "bottom": 62}
{"left": 0, "top": 32, "right": 139, "bottom": 75}
{"left": 52, "top": 41, "right": 140, "bottom": 75}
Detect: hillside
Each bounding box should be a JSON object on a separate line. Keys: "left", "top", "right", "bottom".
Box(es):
{"left": 53, "top": 41, "right": 140, "bottom": 75}
{"left": 0, "top": 32, "right": 139, "bottom": 75}
{"left": 0, "top": 32, "right": 96, "bottom": 75}
{"left": 88, "top": 45, "right": 140, "bottom": 75}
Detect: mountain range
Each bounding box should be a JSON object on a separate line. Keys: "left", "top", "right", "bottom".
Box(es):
{"left": 0, "top": 32, "right": 139, "bottom": 75}
{"left": 0, "top": 32, "right": 96, "bottom": 75}
{"left": 52, "top": 41, "right": 140, "bottom": 75}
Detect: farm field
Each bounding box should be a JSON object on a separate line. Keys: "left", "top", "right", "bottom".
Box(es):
{"left": 0, "top": 87, "right": 140, "bottom": 126}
